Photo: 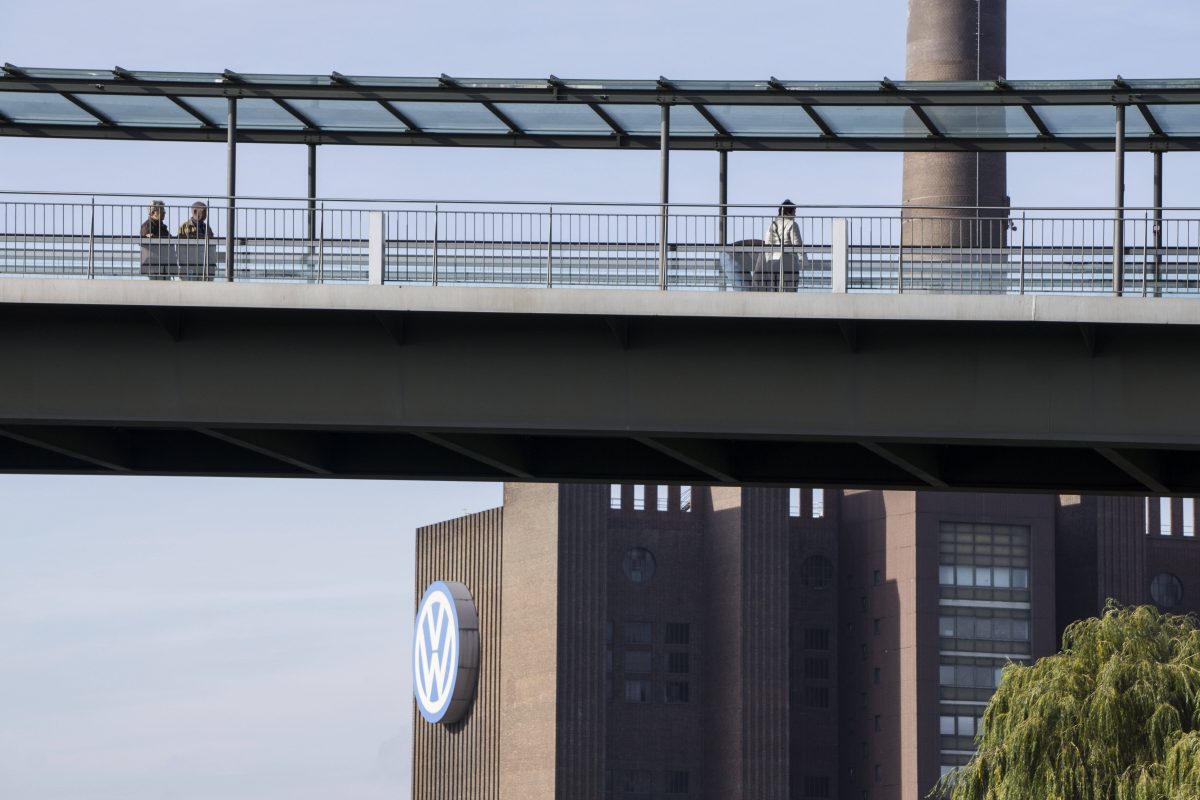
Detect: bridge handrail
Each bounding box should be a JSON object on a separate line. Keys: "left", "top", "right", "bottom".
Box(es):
{"left": 0, "top": 193, "right": 1196, "bottom": 296}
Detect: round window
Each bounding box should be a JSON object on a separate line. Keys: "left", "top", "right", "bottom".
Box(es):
{"left": 623, "top": 547, "right": 657, "bottom": 583}
{"left": 800, "top": 555, "right": 833, "bottom": 589}
{"left": 1150, "top": 573, "right": 1183, "bottom": 609}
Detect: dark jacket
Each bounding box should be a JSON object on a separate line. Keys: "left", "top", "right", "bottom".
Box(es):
{"left": 178, "top": 218, "right": 212, "bottom": 238}
{"left": 140, "top": 218, "right": 175, "bottom": 274}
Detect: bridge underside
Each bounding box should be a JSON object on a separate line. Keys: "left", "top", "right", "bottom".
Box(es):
{"left": 4, "top": 280, "right": 1200, "bottom": 495}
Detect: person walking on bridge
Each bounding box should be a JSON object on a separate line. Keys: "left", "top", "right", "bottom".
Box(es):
{"left": 761, "top": 199, "right": 804, "bottom": 291}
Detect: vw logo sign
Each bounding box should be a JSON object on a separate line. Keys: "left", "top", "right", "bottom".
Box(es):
{"left": 413, "top": 581, "right": 479, "bottom": 725}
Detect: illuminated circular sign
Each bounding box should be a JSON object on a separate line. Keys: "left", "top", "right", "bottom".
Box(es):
{"left": 412, "top": 581, "right": 479, "bottom": 725}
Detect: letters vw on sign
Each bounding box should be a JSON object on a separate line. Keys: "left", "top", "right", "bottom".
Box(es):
{"left": 413, "top": 581, "right": 480, "bottom": 725}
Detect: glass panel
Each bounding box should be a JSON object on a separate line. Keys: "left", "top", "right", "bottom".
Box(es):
{"left": 1161, "top": 497, "right": 1173, "bottom": 535}
{"left": 956, "top": 565, "right": 974, "bottom": 586}
{"left": 1013, "top": 620, "right": 1030, "bottom": 641}
{"left": 922, "top": 105, "right": 1038, "bottom": 137}
{"left": 939, "top": 616, "right": 955, "bottom": 637}
{"left": 939, "top": 715, "right": 955, "bottom": 735}
{"left": 957, "top": 617, "right": 976, "bottom": 639}
{"left": 624, "top": 650, "right": 652, "bottom": 673}
{"left": 992, "top": 619, "right": 1012, "bottom": 640}
{"left": 283, "top": 99, "right": 410, "bottom": 130}
{"left": 602, "top": 104, "right": 716, "bottom": 135}
{"left": 993, "top": 566, "right": 1011, "bottom": 587}
{"left": 233, "top": 98, "right": 307, "bottom": 129}
{"left": 704, "top": 105, "right": 822, "bottom": 136}
{"left": 390, "top": 101, "right": 509, "bottom": 133}
{"left": 817, "top": 105, "right": 927, "bottom": 137}
{"left": 1146, "top": 105, "right": 1200, "bottom": 136}
{"left": 0, "top": 91, "right": 99, "bottom": 124}
{"left": 1032, "top": 105, "right": 1152, "bottom": 137}
{"left": 975, "top": 566, "right": 993, "bottom": 587}
{"left": 624, "top": 679, "right": 650, "bottom": 703}
{"left": 493, "top": 102, "right": 610, "bottom": 134}
{"left": 1012, "top": 568, "right": 1029, "bottom": 588}
{"left": 939, "top": 665, "right": 954, "bottom": 686}
{"left": 958, "top": 715, "right": 975, "bottom": 736}
{"left": 72, "top": 93, "right": 201, "bottom": 127}
{"left": 939, "top": 565, "right": 955, "bottom": 585}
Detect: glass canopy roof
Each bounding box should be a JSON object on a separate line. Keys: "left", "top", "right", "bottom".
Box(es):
{"left": 3, "top": 66, "right": 1199, "bottom": 152}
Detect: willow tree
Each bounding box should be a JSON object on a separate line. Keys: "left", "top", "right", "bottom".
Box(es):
{"left": 935, "top": 603, "right": 1200, "bottom": 800}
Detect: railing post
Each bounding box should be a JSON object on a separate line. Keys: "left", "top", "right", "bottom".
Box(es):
{"left": 1142, "top": 212, "right": 1150, "bottom": 297}
{"left": 546, "top": 206, "right": 554, "bottom": 288}
{"left": 368, "top": 210, "right": 385, "bottom": 285}
{"left": 87, "top": 196, "right": 95, "bottom": 280}
{"left": 831, "top": 217, "right": 848, "bottom": 293}
{"left": 1019, "top": 211, "right": 1026, "bottom": 295}
{"left": 432, "top": 205, "right": 439, "bottom": 287}
{"left": 897, "top": 220, "right": 905, "bottom": 294}
{"left": 317, "top": 202, "right": 325, "bottom": 284}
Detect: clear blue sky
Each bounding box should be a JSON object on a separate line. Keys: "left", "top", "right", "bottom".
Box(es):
{"left": 2, "top": 1, "right": 1197, "bottom": 797}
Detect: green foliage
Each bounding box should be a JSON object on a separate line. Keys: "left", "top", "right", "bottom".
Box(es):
{"left": 934, "top": 603, "right": 1200, "bottom": 800}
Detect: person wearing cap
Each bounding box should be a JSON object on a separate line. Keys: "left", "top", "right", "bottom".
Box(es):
{"left": 761, "top": 199, "right": 804, "bottom": 291}
{"left": 177, "top": 201, "right": 216, "bottom": 280}
{"left": 139, "top": 199, "right": 175, "bottom": 280}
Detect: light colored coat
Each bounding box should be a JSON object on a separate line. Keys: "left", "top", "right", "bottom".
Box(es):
{"left": 765, "top": 216, "right": 803, "bottom": 263}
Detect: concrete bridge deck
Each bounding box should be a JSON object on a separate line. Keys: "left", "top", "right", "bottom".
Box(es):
{"left": 3, "top": 278, "right": 1199, "bottom": 494}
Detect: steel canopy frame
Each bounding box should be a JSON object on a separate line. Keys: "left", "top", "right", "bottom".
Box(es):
{"left": 1, "top": 66, "right": 1196, "bottom": 153}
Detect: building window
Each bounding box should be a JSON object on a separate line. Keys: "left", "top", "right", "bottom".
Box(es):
{"left": 804, "top": 627, "right": 830, "bottom": 650}
{"left": 812, "top": 488, "right": 825, "bottom": 518}
{"left": 625, "top": 651, "right": 652, "bottom": 673}
{"left": 624, "top": 622, "right": 653, "bottom": 644}
{"left": 624, "top": 679, "right": 651, "bottom": 703}
{"left": 938, "top": 523, "right": 1031, "bottom": 594}
{"left": 873, "top": 618, "right": 881, "bottom": 635}
{"left": 666, "top": 652, "right": 690, "bottom": 674}
{"left": 1151, "top": 573, "right": 1184, "bottom": 609}
{"left": 665, "top": 681, "right": 690, "bottom": 703}
{"left": 872, "top": 569, "right": 881, "bottom": 586}
{"left": 610, "top": 484, "right": 622, "bottom": 510}
{"left": 800, "top": 555, "right": 833, "bottom": 589}
{"left": 873, "top": 667, "right": 880, "bottom": 685}
{"left": 939, "top": 662, "right": 1006, "bottom": 689}
{"left": 873, "top": 714, "right": 881, "bottom": 732}
{"left": 874, "top": 764, "right": 881, "bottom": 782}
{"left": 939, "top": 715, "right": 955, "bottom": 735}
{"left": 1186, "top": 498, "right": 1196, "bottom": 537}
{"left": 803, "top": 775, "right": 831, "bottom": 798}
{"left": 804, "top": 657, "right": 830, "bottom": 680}
{"left": 804, "top": 687, "right": 830, "bottom": 708}
{"left": 624, "top": 769, "right": 654, "bottom": 793}
{"left": 665, "top": 622, "right": 690, "bottom": 645}
{"left": 665, "top": 770, "right": 689, "bottom": 794}
{"left": 623, "top": 548, "right": 657, "bottom": 583}
{"left": 633, "top": 484, "right": 646, "bottom": 511}
{"left": 789, "top": 487, "right": 802, "bottom": 518}
{"left": 939, "top": 613, "right": 1031, "bottom": 642}
{"left": 680, "top": 486, "right": 692, "bottom": 512}
{"left": 1161, "top": 496, "right": 1172, "bottom": 535}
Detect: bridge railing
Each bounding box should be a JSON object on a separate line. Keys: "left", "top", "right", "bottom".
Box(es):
{"left": 1, "top": 192, "right": 1197, "bottom": 296}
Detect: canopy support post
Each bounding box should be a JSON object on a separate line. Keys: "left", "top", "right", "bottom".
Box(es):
{"left": 659, "top": 104, "right": 670, "bottom": 290}
{"left": 226, "top": 97, "right": 237, "bottom": 282}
